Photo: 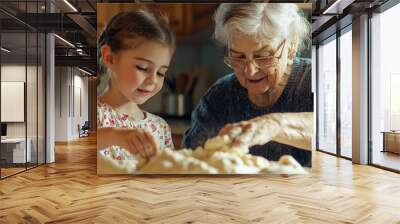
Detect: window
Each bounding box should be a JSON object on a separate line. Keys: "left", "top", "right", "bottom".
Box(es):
{"left": 370, "top": 2, "right": 400, "bottom": 171}
{"left": 339, "top": 28, "right": 352, "bottom": 158}
{"left": 317, "top": 36, "right": 337, "bottom": 154}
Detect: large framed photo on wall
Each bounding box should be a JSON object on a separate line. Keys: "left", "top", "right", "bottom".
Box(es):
{"left": 96, "top": 3, "right": 313, "bottom": 175}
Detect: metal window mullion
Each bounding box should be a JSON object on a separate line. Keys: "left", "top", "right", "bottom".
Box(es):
{"left": 316, "top": 44, "right": 320, "bottom": 150}
{"left": 69, "top": 68, "right": 71, "bottom": 118}
{"left": 338, "top": 35, "right": 341, "bottom": 156}
{"left": 36, "top": 0, "right": 39, "bottom": 167}
{"left": 73, "top": 68, "right": 75, "bottom": 118}
{"left": 25, "top": 0, "right": 28, "bottom": 171}
{"left": 60, "top": 66, "right": 62, "bottom": 117}
{"left": 367, "top": 11, "right": 373, "bottom": 165}
{"left": 0, "top": 20, "right": 2, "bottom": 179}
{"left": 44, "top": 0, "right": 48, "bottom": 165}
{"left": 44, "top": 31, "right": 47, "bottom": 164}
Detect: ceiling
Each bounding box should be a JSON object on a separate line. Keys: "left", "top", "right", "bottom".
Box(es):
{"left": 0, "top": 0, "right": 395, "bottom": 74}
{"left": 310, "top": 0, "right": 391, "bottom": 44}
{"left": 0, "top": 0, "right": 97, "bottom": 74}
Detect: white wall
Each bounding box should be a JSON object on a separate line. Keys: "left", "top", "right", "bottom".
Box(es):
{"left": 72, "top": 73, "right": 89, "bottom": 138}
{"left": 55, "top": 67, "right": 69, "bottom": 141}
{"left": 1, "top": 65, "right": 26, "bottom": 81}
{"left": 54, "top": 67, "right": 89, "bottom": 141}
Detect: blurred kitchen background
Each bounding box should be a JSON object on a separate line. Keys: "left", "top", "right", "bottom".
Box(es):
{"left": 97, "top": 3, "right": 311, "bottom": 148}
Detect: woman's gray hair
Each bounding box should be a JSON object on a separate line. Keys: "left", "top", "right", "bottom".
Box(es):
{"left": 214, "top": 3, "right": 310, "bottom": 52}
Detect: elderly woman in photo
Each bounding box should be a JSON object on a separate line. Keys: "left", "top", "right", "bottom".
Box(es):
{"left": 182, "top": 3, "right": 313, "bottom": 167}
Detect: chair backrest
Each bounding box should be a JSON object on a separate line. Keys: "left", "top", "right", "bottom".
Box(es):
{"left": 82, "top": 121, "right": 90, "bottom": 129}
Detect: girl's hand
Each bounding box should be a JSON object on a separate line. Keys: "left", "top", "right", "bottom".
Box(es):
{"left": 218, "top": 115, "right": 281, "bottom": 148}
{"left": 117, "top": 128, "right": 158, "bottom": 158}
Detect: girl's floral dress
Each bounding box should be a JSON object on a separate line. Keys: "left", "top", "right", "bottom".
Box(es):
{"left": 97, "top": 100, "right": 174, "bottom": 174}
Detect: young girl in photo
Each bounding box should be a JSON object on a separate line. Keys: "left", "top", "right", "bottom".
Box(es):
{"left": 97, "top": 9, "right": 175, "bottom": 173}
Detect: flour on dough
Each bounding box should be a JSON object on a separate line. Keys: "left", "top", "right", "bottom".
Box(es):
{"left": 98, "top": 135, "right": 307, "bottom": 175}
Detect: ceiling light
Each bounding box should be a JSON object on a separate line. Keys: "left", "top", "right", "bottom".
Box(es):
{"left": 54, "top": 34, "right": 75, "bottom": 48}
{"left": 1, "top": 47, "right": 11, "bottom": 53}
{"left": 322, "top": 0, "right": 354, "bottom": 15}
{"left": 77, "top": 67, "right": 93, "bottom": 76}
{"left": 63, "top": 0, "right": 78, "bottom": 12}
{"left": 323, "top": 0, "right": 343, "bottom": 14}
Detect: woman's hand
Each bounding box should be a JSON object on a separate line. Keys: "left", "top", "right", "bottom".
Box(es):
{"left": 218, "top": 115, "right": 281, "bottom": 148}
{"left": 97, "top": 127, "right": 158, "bottom": 158}
{"left": 218, "top": 112, "right": 313, "bottom": 150}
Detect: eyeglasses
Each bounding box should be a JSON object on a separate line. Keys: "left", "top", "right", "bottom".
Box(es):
{"left": 224, "top": 39, "right": 286, "bottom": 72}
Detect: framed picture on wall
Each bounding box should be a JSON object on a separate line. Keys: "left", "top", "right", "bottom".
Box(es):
{"left": 1, "top": 81, "right": 25, "bottom": 122}
{"left": 96, "top": 3, "right": 313, "bottom": 175}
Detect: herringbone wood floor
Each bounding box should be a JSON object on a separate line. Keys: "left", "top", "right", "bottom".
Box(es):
{"left": 1, "top": 135, "right": 400, "bottom": 224}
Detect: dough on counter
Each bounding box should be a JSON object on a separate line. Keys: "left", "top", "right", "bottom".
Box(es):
{"left": 139, "top": 148, "right": 218, "bottom": 174}
{"left": 97, "top": 146, "right": 146, "bottom": 174}
{"left": 98, "top": 135, "right": 308, "bottom": 175}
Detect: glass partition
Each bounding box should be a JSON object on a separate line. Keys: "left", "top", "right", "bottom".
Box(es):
{"left": 0, "top": 1, "right": 46, "bottom": 179}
